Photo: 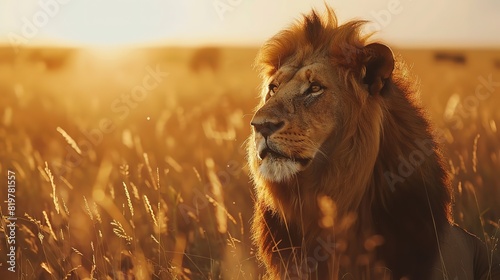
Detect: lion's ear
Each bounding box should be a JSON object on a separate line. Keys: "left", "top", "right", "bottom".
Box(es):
{"left": 362, "top": 43, "right": 394, "bottom": 95}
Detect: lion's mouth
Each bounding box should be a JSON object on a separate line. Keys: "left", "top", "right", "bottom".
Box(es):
{"left": 259, "top": 147, "right": 312, "bottom": 166}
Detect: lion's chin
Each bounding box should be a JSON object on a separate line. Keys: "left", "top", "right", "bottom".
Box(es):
{"left": 258, "top": 156, "right": 310, "bottom": 182}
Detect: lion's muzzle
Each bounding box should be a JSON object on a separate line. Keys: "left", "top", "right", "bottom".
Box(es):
{"left": 250, "top": 115, "right": 313, "bottom": 182}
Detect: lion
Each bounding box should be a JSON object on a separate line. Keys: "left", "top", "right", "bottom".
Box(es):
{"left": 247, "top": 7, "right": 500, "bottom": 280}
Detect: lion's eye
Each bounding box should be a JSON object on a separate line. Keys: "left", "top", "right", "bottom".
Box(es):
{"left": 268, "top": 83, "right": 278, "bottom": 95}
{"left": 307, "top": 82, "right": 324, "bottom": 96}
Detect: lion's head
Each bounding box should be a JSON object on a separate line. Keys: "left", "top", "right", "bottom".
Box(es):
{"left": 248, "top": 9, "right": 399, "bottom": 216}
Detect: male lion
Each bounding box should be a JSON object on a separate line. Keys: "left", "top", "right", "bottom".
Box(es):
{"left": 247, "top": 7, "right": 500, "bottom": 280}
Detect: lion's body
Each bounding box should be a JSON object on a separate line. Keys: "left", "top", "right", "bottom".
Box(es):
{"left": 247, "top": 7, "right": 499, "bottom": 280}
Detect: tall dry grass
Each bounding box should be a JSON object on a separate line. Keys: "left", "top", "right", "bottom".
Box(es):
{"left": 0, "top": 46, "right": 498, "bottom": 279}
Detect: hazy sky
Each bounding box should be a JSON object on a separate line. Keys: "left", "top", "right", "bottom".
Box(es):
{"left": 0, "top": 0, "right": 499, "bottom": 48}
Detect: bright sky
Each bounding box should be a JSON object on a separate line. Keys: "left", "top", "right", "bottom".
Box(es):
{"left": 0, "top": 0, "right": 499, "bottom": 48}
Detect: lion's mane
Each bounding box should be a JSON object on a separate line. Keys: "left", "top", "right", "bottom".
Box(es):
{"left": 248, "top": 7, "right": 453, "bottom": 279}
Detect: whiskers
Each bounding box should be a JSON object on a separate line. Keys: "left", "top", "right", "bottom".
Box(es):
{"left": 301, "top": 138, "right": 330, "bottom": 163}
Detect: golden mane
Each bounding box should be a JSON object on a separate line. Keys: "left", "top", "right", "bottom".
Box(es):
{"left": 247, "top": 7, "right": 471, "bottom": 279}
{"left": 256, "top": 9, "right": 367, "bottom": 77}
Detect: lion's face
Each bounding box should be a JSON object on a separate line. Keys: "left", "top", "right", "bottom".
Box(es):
{"left": 250, "top": 59, "right": 346, "bottom": 182}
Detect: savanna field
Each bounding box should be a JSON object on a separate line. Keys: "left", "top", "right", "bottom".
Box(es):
{"left": 0, "top": 46, "right": 499, "bottom": 279}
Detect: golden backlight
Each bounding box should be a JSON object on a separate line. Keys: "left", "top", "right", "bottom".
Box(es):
{"left": 0, "top": 1, "right": 498, "bottom": 279}
{"left": 0, "top": 0, "right": 499, "bottom": 47}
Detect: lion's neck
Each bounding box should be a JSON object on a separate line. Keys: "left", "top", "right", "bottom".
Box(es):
{"left": 363, "top": 81, "right": 452, "bottom": 276}
{"left": 267, "top": 100, "right": 384, "bottom": 229}
{"left": 297, "top": 101, "right": 384, "bottom": 221}
{"left": 372, "top": 82, "right": 451, "bottom": 220}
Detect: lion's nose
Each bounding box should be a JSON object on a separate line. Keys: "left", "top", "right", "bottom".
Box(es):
{"left": 251, "top": 120, "right": 285, "bottom": 138}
